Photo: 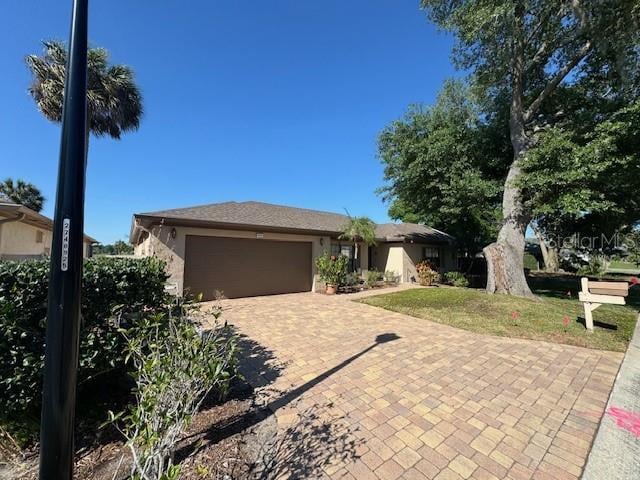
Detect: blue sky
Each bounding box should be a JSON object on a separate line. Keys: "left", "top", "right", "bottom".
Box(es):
{"left": 0, "top": 1, "right": 456, "bottom": 244}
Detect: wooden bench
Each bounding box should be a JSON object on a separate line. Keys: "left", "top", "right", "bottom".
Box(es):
{"left": 578, "top": 277, "right": 629, "bottom": 331}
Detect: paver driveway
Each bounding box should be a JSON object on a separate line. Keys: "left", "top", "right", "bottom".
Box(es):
{"left": 213, "top": 291, "right": 622, "bottom": 480}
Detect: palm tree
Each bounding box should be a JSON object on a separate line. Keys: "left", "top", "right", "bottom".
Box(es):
{"left": 0, "top": 178, "right": 45, "bottom": 212}
{"left": 26, "top": 41, "right": 142, "bottom": 140}
{"left": 340, "top": 216, "right": 377, "bottom": 270}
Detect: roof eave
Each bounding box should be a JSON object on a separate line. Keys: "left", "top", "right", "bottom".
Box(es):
{"left": 131, "top": 214, "right": 343, "bottom": 241}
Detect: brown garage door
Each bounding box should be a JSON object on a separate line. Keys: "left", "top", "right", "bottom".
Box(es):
{"left": 184, "top": 235, "right": 312, "bottom": 300}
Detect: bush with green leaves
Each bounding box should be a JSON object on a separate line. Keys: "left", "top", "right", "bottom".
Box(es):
{"left": 384, "top": 271, "right": 398, "bottom": 284}
{"left": 314, "top": 253, "right": 349, "bottom": 286}
{"left": 365, "top": 269, "right": 383, "bottom": 288}
{"left": 343, "top": 271, "right": 361, "bottom": 287}
{"left": 109, "top": 302, "right": 238, "bottom": 480}
{"left": 443, "top": 271, "right": 469, "bottom": 288}
{"left": 576, "top": 255, "right": 608, "bottom": 278}
{"left": 0, "top": 256, "right": 168, "bottom": 444}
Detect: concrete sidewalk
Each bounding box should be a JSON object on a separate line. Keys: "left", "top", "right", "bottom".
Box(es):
{"left": 582, "top": 315, "right": 640, "bottom": 479}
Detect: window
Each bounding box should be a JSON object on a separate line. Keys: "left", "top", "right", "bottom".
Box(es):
{"left": 423, "top": 246, "right": 440, "bottom": 267}
{"left": 36, "top": 230, "right": 44, "bottom": 244}
{"left": 331, "top": 243, "right": 353, "bottom": 259}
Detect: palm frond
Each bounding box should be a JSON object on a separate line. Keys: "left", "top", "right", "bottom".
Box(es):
{"left": 25, "top": 40, "right": 143, "bottom": 139}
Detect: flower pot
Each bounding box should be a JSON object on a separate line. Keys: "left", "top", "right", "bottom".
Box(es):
{"left": 326, "top": 284, "right": 337, "bottom": 295}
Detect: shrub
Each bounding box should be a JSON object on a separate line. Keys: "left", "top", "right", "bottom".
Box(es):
{"left": 384, "top": 270, "right": 398, "bottom": 284}
{"left": 109, "top": 302, "right": 238, "bottom": 480}
{"left": 365, "top": 269, "right": 382, "bottom": 288}
{"left": 443, "top": 271, "right": 469, "bottom": 288}
{"left": 576, "top": 255, "right": 608, "bottom": 278}
{"left": 343, "top": 271, "right": 361, "bottom": 287}
{"left": 416, "top": 261, "right": 440, "bottom": 286}
{"left": 314, "top": 253, "right": 349, "bottom": 286}
{"left": 0, "top": 257, "right": 169, "bottom": 444}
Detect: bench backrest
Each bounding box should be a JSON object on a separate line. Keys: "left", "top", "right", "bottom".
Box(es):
{"left": 581, "top": 277, "right": 629, "bottom": 297}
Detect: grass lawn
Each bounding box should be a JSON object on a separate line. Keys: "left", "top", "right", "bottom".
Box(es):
{"left": 360, "top": 273, "right": 639, "bottom": 352}
{"left": 608, "top": 259, "right": 640, "bottom": 271}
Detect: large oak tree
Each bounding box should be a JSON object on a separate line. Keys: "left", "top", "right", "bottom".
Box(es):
{"left": 418, "top": 0, "right": 639, "bottom": 296}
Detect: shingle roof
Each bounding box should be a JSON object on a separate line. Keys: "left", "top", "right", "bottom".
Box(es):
{"left": 133, "top": 201, "right": 454, "bottom": 244}
{"left": 0, "top": 198, "right": 97, "bottom": 243}
{"left": 139, "top": 201, "right": 351, "bottom": 233}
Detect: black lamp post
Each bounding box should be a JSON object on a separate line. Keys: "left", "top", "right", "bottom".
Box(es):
{"left": 38, "top": 0, "right": 89, "bottom": 478}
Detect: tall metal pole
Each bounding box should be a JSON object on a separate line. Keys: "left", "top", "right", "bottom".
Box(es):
{"left": 39, "top": 0, "right": 89, "bottom": 478}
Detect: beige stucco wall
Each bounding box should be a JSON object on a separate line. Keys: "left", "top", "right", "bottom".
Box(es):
{"left": 0, "top": 217, "right": 92, "bottom": 260}
{"left": 135, "top": 224, "right": 458, "bottom": 293}
{"left": 403, "top": 243, "right": 457, "bottom": 283}
{"left": 371, "top": 243, "right": 457, "bottom": 283}
{"left": 136, "top": 224, "right": 332, "bottom": 294}
{"left": 0, "top": 220, "right": 53, "bottom": 258}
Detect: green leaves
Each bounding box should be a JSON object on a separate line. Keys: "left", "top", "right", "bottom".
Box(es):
{"left": 315, "top": 252, "right": 350, "bottom": 286}
{"left": 25, "top": 40, "right": 143, "bottom": 139}
{"left": 378, "top": 79, "right": 506, "bottom": 254}
{"left": 340, "top": 216, "right": 376, "bottom": 247}
{"left": 0, "top": 256, "right": 169, "bottom": 445}
{"left": 521, "top": 101, "right": 640, "bottom": 241}
{"left": 0, "top": 178, "right": 45, "bottom": 212}
{"left": 109, "top": 304, "right": 238, "bottom": 480}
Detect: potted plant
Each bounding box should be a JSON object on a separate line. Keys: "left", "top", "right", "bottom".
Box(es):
{"left": 315, "top": 252, "right": 349, "bottom": 294}
{"left": 416, "top": 261, "right": 440, "bottom": 286}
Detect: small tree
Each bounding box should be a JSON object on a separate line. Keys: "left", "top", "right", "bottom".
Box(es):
{"left": 339, "top": 216, "right": 376, "bottom": 270}
{"left": 0, "top": 178, "right": 44, "bottom": 212}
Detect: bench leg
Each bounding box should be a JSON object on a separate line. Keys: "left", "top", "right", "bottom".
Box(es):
{"left": 583, "top": 302, "right": 602, "bottom": 332}
{"left": 584, "top": 302, "right": 594, "bottom": 331}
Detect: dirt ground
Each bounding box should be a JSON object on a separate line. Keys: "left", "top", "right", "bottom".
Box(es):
{"left": 1, "top": 381, "right": 270, "bottom": 480}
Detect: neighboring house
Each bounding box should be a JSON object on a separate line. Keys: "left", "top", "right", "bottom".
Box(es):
{"left": 130, "top": 201, "right": 456, "bottom": 300}
{"left": 0, "top": 196, "right": 96, "bottom": 260}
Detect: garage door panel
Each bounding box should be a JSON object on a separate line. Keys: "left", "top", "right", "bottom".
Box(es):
{"left": 184, "top": 236, "right": 312, "bottom": 300}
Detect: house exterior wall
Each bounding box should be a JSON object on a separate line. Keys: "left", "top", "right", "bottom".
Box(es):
{"left": 371, "top": 243, "right": 457, "bottom": 284}
{"left": 329, "top": 240, "right": 369, "bottom": 271}
{"left": 0, "top": 217, "right": 92, "bottom": 260}
{"left": 403, "top": 243, "right": 457, "bottom": 283}
{"left": 136, "top": 224, "right": 332, "bottom": 295}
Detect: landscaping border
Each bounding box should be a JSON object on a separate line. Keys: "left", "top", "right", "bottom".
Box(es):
{"left": 582, "top": 313, "right": 640, "bottom": 479}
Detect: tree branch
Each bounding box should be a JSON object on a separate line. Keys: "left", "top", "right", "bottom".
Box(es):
{"left": 524, "top": 40, "right": 592, "bottom": 123}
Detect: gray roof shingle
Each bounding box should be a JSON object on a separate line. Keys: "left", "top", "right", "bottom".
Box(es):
{"left": 135, "top": 201, "right": 454, "bottom": 244}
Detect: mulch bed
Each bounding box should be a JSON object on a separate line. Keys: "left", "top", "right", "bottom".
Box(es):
{"left": 2, "top": 381, "right": 264, "bottom": 480}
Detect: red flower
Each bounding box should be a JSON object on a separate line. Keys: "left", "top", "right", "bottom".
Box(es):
{"left": 563, "top": 315, "right": 570, "bottom": 327}
{"left": 511, "top": 311, "right": 519, "bottom": 320}
{"left": 631, "top": 277, "right": 639, "bottom": 286}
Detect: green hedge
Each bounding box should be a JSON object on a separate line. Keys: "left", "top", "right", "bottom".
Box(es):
{"left": 0, "top": 256, "right": 168, "bottom": 444}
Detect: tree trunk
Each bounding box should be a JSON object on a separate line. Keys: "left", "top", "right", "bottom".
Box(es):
{"left": 484, "top": 0, "right": 535, "bottom": 298}
{"left": 483, "top": 169, "right": 533, "bottom": 297}
{"left": 484, "top": 120, "right": 535, "bottom": 296}
{"left": 535, "top": 230, "right": 559, "bottom": 272}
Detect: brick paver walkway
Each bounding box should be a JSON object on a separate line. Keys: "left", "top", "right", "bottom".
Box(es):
{"left": 212, "top": 292, "right": 622, "bottom": 480}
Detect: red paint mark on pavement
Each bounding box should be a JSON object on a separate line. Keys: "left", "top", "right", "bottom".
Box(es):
{"left": 607, "top": 407, "right": 640, "bottom": 437}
